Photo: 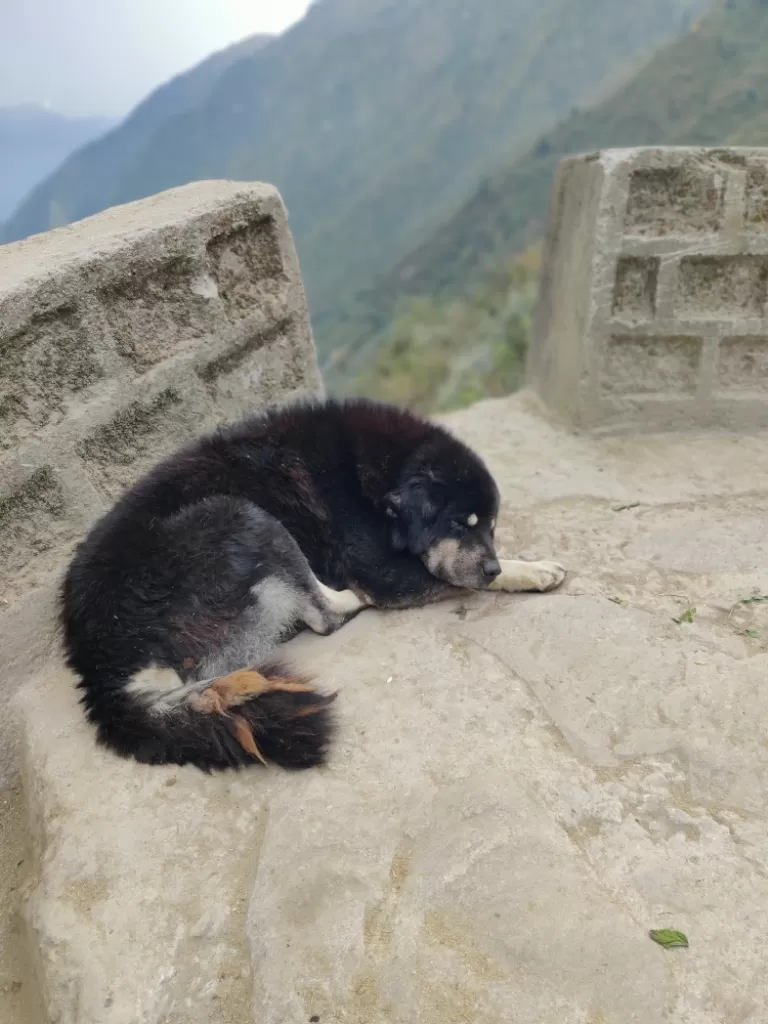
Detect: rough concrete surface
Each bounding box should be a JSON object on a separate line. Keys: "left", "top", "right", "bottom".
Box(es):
{"left": 0, "top": 179, "right": 320, "bottom": 612}
{"left": 531, "top": 146, "right": 768, "bottom": 434}
{"left": 13, "top": 391, "right": 768, "bottom": 1024}
{"left": 0, "top": 180, "right": 322, "bottom": 1024}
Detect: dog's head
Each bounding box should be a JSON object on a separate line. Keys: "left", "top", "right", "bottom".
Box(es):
{"left": 385, "top": 440, "right": 501, "bottom": 589}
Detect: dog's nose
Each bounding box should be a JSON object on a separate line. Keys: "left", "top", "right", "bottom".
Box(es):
{"left": 483, "top": 559, "right": 501, "bottom": 578}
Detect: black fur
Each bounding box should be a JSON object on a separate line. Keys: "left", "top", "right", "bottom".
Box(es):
{"left": 60, "top": 398, "right": 501, "bottom": 772}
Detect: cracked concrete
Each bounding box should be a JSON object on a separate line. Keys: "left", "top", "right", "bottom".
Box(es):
{"left": 11, "top": 389, "right": 768, "bottom": 1022}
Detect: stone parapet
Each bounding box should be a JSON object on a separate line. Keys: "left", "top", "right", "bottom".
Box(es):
{"left": 530, "top": 147, "right": 768, "bottom": 433}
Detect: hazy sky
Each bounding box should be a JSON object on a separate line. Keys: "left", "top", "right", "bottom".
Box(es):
{"left": 0, "top": 0, "right": 313, "bottom": 117}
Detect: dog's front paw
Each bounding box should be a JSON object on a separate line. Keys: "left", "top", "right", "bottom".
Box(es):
{"left": 489, "top": 559, "right": 567, "bottom": 594}
{"left": 529, "top": 560, "right": 567, "bottom": 592}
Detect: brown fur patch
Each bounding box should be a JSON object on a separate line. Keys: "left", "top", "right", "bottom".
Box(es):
{"left": 232, "top": 715, "right": 267, "bottom": 765}
{"left": 191, "top": 670, "right": 319, "bottom": 716}
{"left": 292, "top": 702, "right": 333, "bottom": 718}
{"left": 190, "top": 689, "right": 227, "bottom": 714}
{"left": 189, "top": 669, "right": 326, "bottom": 762}
{"left": 425, "top": 538, "right": 460, "bottom": 577}
{"left": 210, "top": 669, "right": 274, "bottom": 706}
{"left": 261, "top": 678, "right": 316, "bottom": 695}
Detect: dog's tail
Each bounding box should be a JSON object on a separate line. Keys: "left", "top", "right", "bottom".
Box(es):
{"left": 77, "top": 661, "right": 336, "bottom": 772}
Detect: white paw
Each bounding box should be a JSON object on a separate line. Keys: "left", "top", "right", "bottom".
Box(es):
{"left": 317, "top": 582, "right": 367, "bottom": 616}
{"left": 529, "top": 560, "right": 567, "bottom": 592}
{"left": 490, "top": 559, "right": 567, "bottom": 593}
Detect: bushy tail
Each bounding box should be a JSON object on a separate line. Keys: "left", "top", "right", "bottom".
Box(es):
{"left": 78, "top": 662, "right": 336, "bottom": 772}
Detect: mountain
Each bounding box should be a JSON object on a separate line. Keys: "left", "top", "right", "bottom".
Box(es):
{"left": 1, "top": 33, "right": 272, "bottom": 241}
{"left": 353, "top": 247, "right": 541, "bottom": 414}
{"left": 339, "top": 0, "right": 768, "bottom": 382}
{"left": 0, "top": 106, "right": 115, "bottom": 223}
{"left": 3, "top": 0, "right": 709, "bottom": 362}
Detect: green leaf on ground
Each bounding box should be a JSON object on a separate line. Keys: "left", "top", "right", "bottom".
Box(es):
{"left": 737, "top": 628, "right": 760, "bottom": 639}
{"left": 672, "top": 607, "right": 696, "bottom": 624}
{"left": 612, "top": 502, "right": 641, "bottom": 512}
{"left": 609, "top": 596, "right": 624, "bottom": 605}
{"left": 649, "top": 928, "right": 689, "bottom": 949}
{"left": 740, "top": 595, "right": 768, "bottom": 605}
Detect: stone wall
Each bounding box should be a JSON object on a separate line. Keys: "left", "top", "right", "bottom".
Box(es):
{"left": 529, "top": 147, "right": 768, "bottom": 434}
{"left": 0, "top": 180, "right": 322, "bottom": 775}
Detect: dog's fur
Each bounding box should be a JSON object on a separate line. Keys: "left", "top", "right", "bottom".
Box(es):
{"left": 61, "top": 398, "right": 565, "bottom": 772}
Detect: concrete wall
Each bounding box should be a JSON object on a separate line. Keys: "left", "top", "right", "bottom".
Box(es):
{"left": 0, "top": 180, "right": 322, "bottom": 777}
{"left": 530, "top": 147, "right": 768, "bottom": 434}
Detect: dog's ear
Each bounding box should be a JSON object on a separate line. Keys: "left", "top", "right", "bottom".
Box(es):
{"left": 385, "top": 474, "right": 441, "bottom": 555}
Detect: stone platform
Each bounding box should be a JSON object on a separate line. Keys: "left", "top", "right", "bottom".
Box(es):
{"left": 13, "top": 392, "right": 768, "bottom": 1024}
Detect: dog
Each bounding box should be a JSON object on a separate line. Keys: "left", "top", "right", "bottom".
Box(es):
{"left": 60, "top": 397, "right": 566, "bottom": 772}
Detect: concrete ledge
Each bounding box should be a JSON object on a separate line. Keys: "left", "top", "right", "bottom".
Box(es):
{"left": 530, "top": 147, "right": 768, "bottom": 434}
{"left": 0, "top": 181, "right": 322, "bottom": 607}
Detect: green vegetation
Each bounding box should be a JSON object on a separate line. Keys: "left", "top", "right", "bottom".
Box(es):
{"left": 350, "top": 250, "right": 540, "bottom": 413}
{"left": 3, "top": 0, "right": 707, "bottom": 372}
{"left": 337, "top": 0, "right": 768, "bottom": 395}
{"left": 649, "top": 929, "right": 690, "bottom": 949}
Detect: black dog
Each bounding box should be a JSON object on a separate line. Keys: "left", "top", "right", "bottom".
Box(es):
{"left": 61, "top": 398, "right": 565, "bottom": 772}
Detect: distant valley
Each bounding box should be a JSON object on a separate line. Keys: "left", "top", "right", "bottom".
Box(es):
{"left": 0, "top": 106, "right": 115, "bottom": 223}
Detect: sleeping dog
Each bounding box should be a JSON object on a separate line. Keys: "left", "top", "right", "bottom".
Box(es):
{"left": 61, "top": 398, "right": 565, "bottom": 772}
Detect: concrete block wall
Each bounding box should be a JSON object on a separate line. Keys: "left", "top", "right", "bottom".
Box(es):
{"left": 0, "top": 181, "right": 322, "bottom": 772}
{"left": 530, "top": 147, "right": 768, "bottom": 434}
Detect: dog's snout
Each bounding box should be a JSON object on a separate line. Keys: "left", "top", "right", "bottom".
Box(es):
{"left": 483, "top": 559, "right": 501, "bottom": 579}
